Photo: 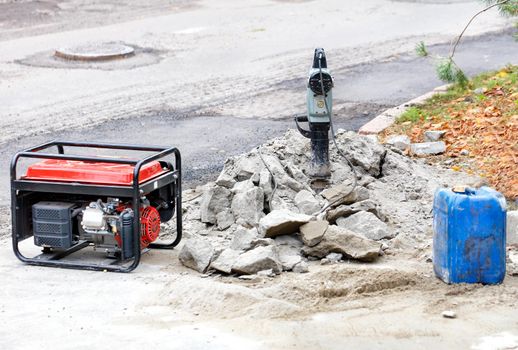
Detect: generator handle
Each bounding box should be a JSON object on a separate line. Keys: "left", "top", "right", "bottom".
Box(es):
{"left": 24, "top": 140, "right": 172, "bottom": 153}
{"left": 10, "top": 152, "right": 139, "bottom": 182}
{"left": 11, "top": 140, "right": 179, "bottom": 181}
{"left": 130, "top": 146, "right": 182, "bottom": 265}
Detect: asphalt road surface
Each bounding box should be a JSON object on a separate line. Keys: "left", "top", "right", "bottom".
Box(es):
{"left": 0, "top": 28, "right": 515, "bottom": 203}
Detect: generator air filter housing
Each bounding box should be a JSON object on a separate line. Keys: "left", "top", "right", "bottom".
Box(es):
{"left": 32, "top": 202, "right": 77, "bottom": 249}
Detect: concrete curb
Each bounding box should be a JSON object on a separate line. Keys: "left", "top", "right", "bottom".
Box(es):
{"left": 358, "top": 84, "right": 451, "bottom": 135}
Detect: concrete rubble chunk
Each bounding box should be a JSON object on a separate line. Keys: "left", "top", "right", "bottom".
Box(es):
{"left": 424, "top": 130, "right": 447, "bottom": 142}
{"left": 272, "top": 188, "right": 298, "bottom": 207}
{"left": 270, "top": 195, "right": 299, "bottom": 212}
{"left": 258, "top": 209, "right": 312, "bottom": 238}
{"left": 257, "top": 269, "right": 276, "bottom": 277}
{"left": 232, "top": 245, "right": 282, "bottom": 275}
{"left": 234, "top": 156, "right": 262, "bottom": 181}
{"left": 336, "top": 210, "right": 391, "bottom": 240}
{"left": 259, "top": 169, "right": 273, "bottom": 198}
{"left": 210, "top": 248, "right": 241, "bottom": 274}
{"left": 271, "top": 129, "right": 309, "bottom": 158}
{"left": 331, "top": 162, "right": 354, "bottom": 184}
{"left": 277, "top": 246, "right": 303, "bottom": 271}
{"left": 299, "top": 221, "right": 328, "bottom": 247}
{"left": 200, "top": 185, "right": 232, "bottom": 224}
{"left": 292, "top": 261, "right": 309, "bottom": 273}
{"left": 216, "top": 209, "right": 234, "bottom": 231}
{"left": 386, "top": 135, "right": 411, "bottom": 151}
{"left": 232, "top": 179, "right": 255, "bottom": 194}
{"left": 179, "top": 238, "right": 215, "bottom": 273}
{"left": 302, "top": 225, "right": 381, "bottom": 262}
{"left": 382, "top": 150, "right": 413, "bottom": 175}
{"left": 351, "top": 187, "right": 370, "bottom": 203}
{"left": 507, "top": 211, "right": 518, "bottom": 244}
{"left": 326, "top": 199, "right": 382, "bottom": 223}
{"left": 326, "top": 252, "right": 343, "bottom": 263}
{"left": 363, "top": 135, "right": 379, "bottom": 143}
{"left": 274, "top": 234, "right": 303, "bottom": 270}
{"left": 410, "top": 141, "right": 446, "bottom": 156}
{"left": 231, "top": 226, "right": 259, "bottom": 251}
{"left": 250, "top": 237, "right": 275, "bottom": 248}
{"left": 274, "top": 234, "right": 303, "bottom": 248}
{"left": 279, "top": 175, "right": 305, "bottom": 192}
{"left": 183, "top": 219, "right": 208, "bottom": 237}
{"left": 334, "top": 131, "right": 386, "bottom": 176}
{"left": 250, "top": 172, "right": 261, "bottom": 185}
{"left": 294, "top": 189, "right": 321, "bottom": 215}
{"left": 184, "top": 203, "right": 201, "bottom": 221}
{"left": 321, "top": 184, "right": 369, "bottom": 207}
{"left": 321, "top": 183, "right": 353, "bottom": 204}
{"left": 215, "top": 172, "right": 236, "bottom": 188}
{"left": 257, "top": 153, "right": 285, "bottom": 176}
{"left": 285, "top": 161, "right": 310, "bottom": 185}
{"left": 321, "top": 252, "right": 342, "bottom": 264}
{"left": 231, "top": 187, "right": 264, "bottom": 227}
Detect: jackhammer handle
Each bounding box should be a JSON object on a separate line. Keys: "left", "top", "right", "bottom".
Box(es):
{"left": 312, "top": 48, "right": 327, "bottom": 68}
{"left": 294, "top": 115, "right": 311, "bottom": 139}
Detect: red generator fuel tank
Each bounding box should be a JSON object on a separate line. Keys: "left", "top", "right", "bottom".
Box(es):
{"left": 24, "top": 159, "right": 165, "bottom": 185}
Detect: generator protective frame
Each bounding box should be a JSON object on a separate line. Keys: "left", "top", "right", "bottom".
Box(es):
{"left": 11, "top": 140, "right": 182, "bottom": 272}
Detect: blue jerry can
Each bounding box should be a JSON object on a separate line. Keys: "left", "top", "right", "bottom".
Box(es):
{"left": 433, "top": 186, "right": 507, "bottom": 284}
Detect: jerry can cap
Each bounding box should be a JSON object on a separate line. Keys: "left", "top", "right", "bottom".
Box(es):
{"left": 452, "top": 185, "right": 476, "bottom": 195}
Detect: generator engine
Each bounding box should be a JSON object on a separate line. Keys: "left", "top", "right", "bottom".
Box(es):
{"left": 32, "top": 197, "right": 162, "bottom": 259}
{"left": 79, "top": 198, "right": 161, "bottom": 257}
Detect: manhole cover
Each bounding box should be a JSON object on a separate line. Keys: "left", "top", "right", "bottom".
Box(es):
{"left": 54, "top": 43, "right": 135, "bottom": 62}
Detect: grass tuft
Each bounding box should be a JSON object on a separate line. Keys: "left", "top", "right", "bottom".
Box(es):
{"left": 398, "top": 107, "right": 426, "bottom": 123}
{"left": 415, "top": 41, "right": 428, "bottom": 57}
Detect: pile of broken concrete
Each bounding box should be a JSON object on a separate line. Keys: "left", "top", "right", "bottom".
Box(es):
{"left": 176, "top": 129, "right": 473, "bottom": 277}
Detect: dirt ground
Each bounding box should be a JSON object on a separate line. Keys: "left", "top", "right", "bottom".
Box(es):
{"left": 1, "top": 235, "right": 517, "bottom": 349}
{"left": 0, "top": 1, "right": 517, "bottom": 349}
